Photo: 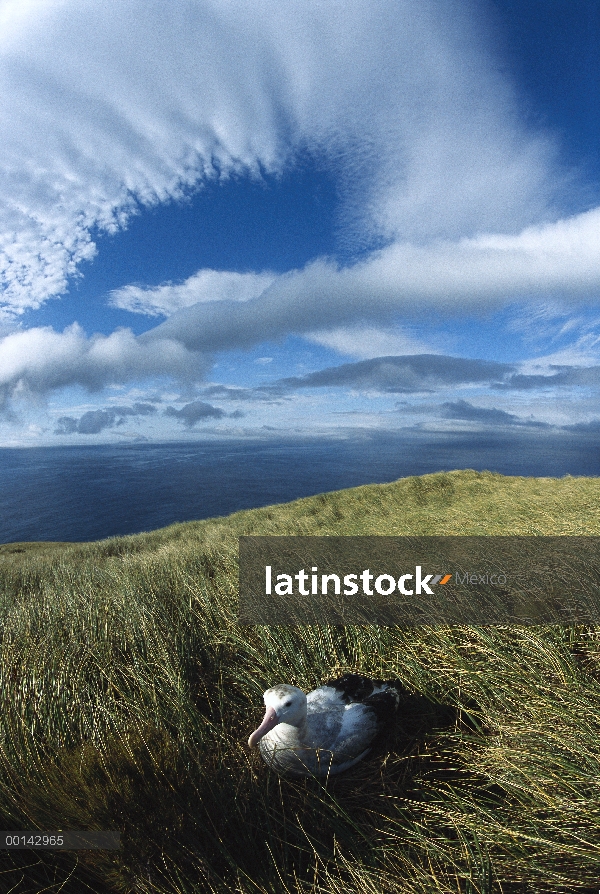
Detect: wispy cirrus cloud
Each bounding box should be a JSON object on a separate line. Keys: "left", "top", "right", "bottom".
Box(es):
{"left": 0, "top": 0, "right": 569, "bottom": 321}
{"left": 1, "top": 0, "right": 599, "bottom": 449}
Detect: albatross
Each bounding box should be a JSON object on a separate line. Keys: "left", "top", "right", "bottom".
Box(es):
{"left": 248, "top": 673, "right": 401, "bottom": 776}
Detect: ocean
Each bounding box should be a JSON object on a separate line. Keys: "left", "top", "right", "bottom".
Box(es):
{"left": 0, "top": 429, "right": 598, "bottom": 544}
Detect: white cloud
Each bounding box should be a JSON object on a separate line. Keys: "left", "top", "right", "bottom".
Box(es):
{"left": 0, "top": 0, "right": 569, "bottom": 318}
{"left": 515, "top": 334, "right": 600, "bottom": 375}
{"left": 306, "top": 324, "right": 436, "bottom": 360}
{"left": 504, "top": 302, "right": 600, "bottom": 349}
{"left": 0, "top": 323, "right": 209, "bottom": 410}
{"left": 5, "top": 198, "right": 600, "bottom": 416}
{"left": 137, "top": 207, "right": 600, "bottom": 354}
{"left": 2, "top": 0, "right": 599, "bottom": 441}
{"left": 109, "top": 269, "right": 276, "bottom": 316}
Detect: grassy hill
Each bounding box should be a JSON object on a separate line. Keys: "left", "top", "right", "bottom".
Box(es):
{"left": 0, "top": 470, "right": 599, "bottom": 893}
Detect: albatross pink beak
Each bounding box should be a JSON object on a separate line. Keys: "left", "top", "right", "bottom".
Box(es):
{"left": 248, "top": 706, "right": 279, "bottom": 747}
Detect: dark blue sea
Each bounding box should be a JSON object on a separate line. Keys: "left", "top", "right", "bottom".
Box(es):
{"left": 0, "top": 429, "right": 598, "bottom": 544}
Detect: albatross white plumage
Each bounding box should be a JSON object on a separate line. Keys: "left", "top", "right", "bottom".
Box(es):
{"left": 248, "top": 674, "right": 401, "bottom": 776}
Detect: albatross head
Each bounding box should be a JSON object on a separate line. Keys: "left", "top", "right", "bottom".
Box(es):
{"left": 248, "top": 684, "right": 307, "bottom": 747}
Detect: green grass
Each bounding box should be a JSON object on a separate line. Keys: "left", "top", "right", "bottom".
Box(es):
{"left": 0, "top": 469, "right": 599, "bottom": 893}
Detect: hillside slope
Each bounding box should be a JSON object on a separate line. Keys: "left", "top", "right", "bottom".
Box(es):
{"left": 0, "top": 470, "right": 599, "bottom": 894}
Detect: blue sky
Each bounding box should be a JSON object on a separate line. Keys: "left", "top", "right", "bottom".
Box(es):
{"left": 1, "top": 0, "right": 600, "bottom": 450}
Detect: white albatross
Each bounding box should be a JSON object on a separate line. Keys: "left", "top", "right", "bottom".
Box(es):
{"left": 248, "top": 674, "right": 401, "bottom": 776}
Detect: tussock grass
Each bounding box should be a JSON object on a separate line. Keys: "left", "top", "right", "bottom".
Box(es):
{"left": 0, "top": 470, "right": 599, "bottom": 892}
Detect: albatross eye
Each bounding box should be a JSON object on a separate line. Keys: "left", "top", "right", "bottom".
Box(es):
{"left": 284, "top": 700, "right": 292, "bottom": 707}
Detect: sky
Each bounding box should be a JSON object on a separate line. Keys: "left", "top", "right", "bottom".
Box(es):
{"left": 1, "top": 0, "right": 600, "bottom": 450}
